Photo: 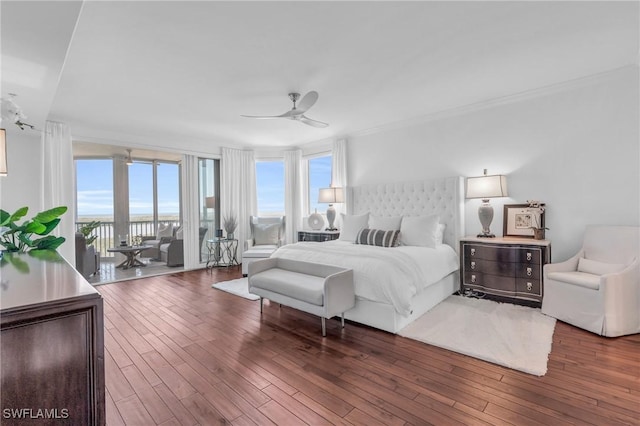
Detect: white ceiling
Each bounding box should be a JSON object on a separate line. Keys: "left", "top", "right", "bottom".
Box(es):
{"left": 2, "top": 1, "right": 638, "bottom": 153}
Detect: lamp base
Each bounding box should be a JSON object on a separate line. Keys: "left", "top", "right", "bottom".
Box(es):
{"left": 477, "top": 232, "right": 495, "bottom": 238}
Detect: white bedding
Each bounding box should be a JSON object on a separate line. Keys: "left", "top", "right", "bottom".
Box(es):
{"left": 271, "top": 241, "right": 459, "bottom": 316}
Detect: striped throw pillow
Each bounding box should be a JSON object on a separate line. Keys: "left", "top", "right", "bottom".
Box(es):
{"left": 355, "top": 228, "right": 400, "bottom": 248}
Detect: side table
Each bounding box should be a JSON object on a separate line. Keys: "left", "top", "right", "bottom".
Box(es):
{"left": 206, "top": 238, "right": 239, "bottom": 270}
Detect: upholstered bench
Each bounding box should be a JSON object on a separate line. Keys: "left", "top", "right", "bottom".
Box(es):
{"left": 242, "top": 247, "right": 277, "bottom": 276}
{"left": 248, "top": 258, "right": 355, "bottom": 336}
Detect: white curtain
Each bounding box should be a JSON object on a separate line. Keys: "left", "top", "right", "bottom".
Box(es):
{"left": 284, "top": 150, "right": 303, "bottom": 244}
{"left": 42, "top": 121, "right": 75, "bottom": 265}
{"left": 220, "top": 147, "right": 256, "bottom": 262}
{"left": 181, "top": 155, "right": 201, "bottom": 270}
{"left": 332, "top": 138, "right": 348, "bottom": 222}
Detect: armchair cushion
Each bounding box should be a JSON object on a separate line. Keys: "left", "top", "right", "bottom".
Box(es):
{"left": 254, "top": 223, "right": 280, "bottom": 246}
{"left": 547, "top": 271, "right": 601, "bottom": 290}
{"left": 577, "top": 258, "right": 626, "bottom": 276}
{"left": 157, "top": 223, "right": 173, "bottom": 239}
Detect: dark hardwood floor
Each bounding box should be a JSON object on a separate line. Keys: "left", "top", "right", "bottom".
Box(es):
{"left": 97, "top": 268, "right": 640, "bottom": 425}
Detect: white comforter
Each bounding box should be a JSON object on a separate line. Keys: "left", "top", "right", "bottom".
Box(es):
{"left": 271, "top": 241, "right": 459, "bottom": 316}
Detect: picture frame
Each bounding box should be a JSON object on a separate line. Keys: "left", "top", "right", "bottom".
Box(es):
{"left": 503, "top": 203, "right": 545, "bottom": 238}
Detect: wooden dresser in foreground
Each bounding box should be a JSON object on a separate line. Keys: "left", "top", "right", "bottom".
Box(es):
{"left": 460, "top": 237, "right": 551, "bottom": 307}
{"left": 1, "top": 252, "right": 105, "bottom": 425}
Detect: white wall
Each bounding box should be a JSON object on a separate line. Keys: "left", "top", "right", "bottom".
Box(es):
{"left": 347, "top": 66, "right": 639, "bottom": 262}
{"left": 0, "top": 130, "right": 43, "bottom": 214}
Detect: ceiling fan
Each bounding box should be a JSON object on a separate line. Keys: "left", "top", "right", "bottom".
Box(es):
{"left": 241, "top": 91, "right": 329, "bottom": 128}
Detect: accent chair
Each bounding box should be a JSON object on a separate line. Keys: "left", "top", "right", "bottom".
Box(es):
{"left": 542, "top": 225, "right": 640, "bottom": 337}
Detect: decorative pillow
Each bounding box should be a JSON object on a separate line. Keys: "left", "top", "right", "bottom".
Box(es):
{"left": 435, "top": 223, "right": 446, "bottom": 245}
{"left": 338, "top": 213, "right": 369, "bottom": 242}
{"left": 156, "top": 223, "right": 173, "bottom": 239}
{"left": 175, "top": 227, "right": 184, "bottom": 240}
{"left": 577, "top": 258, "right": 626, "bottom": 276}
{"left": 400, "top": 214, "right": 439, "bottom": 248}
{"left": 254, "top": 223, "right": 280, "bottom": 246}
{"left": 355, "top": 228, "right": 400, "bottom": 247}
{"left": 369, "top": 215, "right": 402, "bottom": 231}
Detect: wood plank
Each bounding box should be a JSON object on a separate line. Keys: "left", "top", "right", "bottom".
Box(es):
{"left": 99, "top": 269, "right": 640, "bottom": 426}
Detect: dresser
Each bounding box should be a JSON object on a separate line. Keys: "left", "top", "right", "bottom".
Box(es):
{"left": 1, "top": 252, "right": 105, "bottom": 425}
{"left": 297, "top": 230, "right": 340, "bottom": 242}
{"left": 460, "top": 237, "right": 551, "bottom": 307}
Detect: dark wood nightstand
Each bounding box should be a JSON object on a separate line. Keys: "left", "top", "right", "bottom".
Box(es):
{"left": 298, "top": 230, "right": 340, "bottom": 242}
{"left": 460, "top": 237, "right": 551, "bottom": 307}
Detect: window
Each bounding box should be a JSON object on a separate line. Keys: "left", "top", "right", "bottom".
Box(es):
{"left": 307, "top": 155, "right": 332, "bottom": 214}
{"left": 256, "top": 160, "right": 285, "bottom": 216}
{"left": 76, "top": 159, "right": 114, "bottom": 220}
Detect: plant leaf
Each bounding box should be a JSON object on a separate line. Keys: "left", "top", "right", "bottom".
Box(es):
{"left": 33, "top": 206, "right": 67, "bottom": 224}
{"left": 24, "top": 221, "right": 47, "bottom": 234}
{"left": 9, "top": 207, "right": 29, "bottom": 223}
{"left": 0, "top": 210, "right": 10, "bottom": 226}
{"left": 18, "top": 233, "right": 34, "bottom": 248}
{"left": 33, "top": 236, "right": 66, "bottom": 250}
{"left": 35, "top": 218, "right": 60, "bottom": 236}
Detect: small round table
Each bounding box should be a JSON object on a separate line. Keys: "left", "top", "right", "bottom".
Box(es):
{"left": 206, "top": 238, "right": 239, "bottom": 270}
{"left": 107, "top": 246, "right": 153, "bottom": 269}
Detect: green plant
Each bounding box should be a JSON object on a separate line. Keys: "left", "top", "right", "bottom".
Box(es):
{"left": 79, "top": 220, "right": 101, "bottom": 246}
{"left": 0, "top": 206, "right": 68, "bottom": 252}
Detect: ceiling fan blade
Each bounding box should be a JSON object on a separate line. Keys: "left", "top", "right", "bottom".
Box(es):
{"left": 297, "top": 91, "right": 319, "bottom": 112}
{"left": 300, "top": 115, "right": 329, "bottom": 128}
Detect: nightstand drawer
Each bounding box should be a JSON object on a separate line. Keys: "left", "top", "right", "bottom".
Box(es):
{"left": 466, "top": 259, "right": 515, "bottom": 277}
{"left": 464, "top": 244, "right": 516, "bottom": 263}
{"left": 516, "top": 278, "right": 542, "bottom": 296}
{"left": 517, "top": 248, "right": 542, "bottom": 265}
{"left": 464, "top": 272, "right": 515, "bottom": 292}
{"left": 516, "top": 264, "right": 541, "bottom": 280}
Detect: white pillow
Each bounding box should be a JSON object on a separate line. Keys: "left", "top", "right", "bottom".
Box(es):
{"left": 157, "top": 223, "right": 173, "bottom": 239}
{"left": 175, "top": 227, "right": 184, "bottom": 240}
{"left": 577, "top": 258, "right": 625, "bottom": 276}
{"left": 400, "top": 215, "right": 439, "bottom": 248}
{"left": 254, "top": 223, "right": 280, "bottom": 245}
{"left": 369, "top": 215, "right": 402, "bottom": 231}
{"left": 338, "top": 213, "right": 369, "bottom": 242}
{"left": 435, "top": 223, "right": 446, "bottom": 245}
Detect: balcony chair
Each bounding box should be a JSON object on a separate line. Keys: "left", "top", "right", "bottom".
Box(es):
{"left": 141, "top": 223, "right": 175, "bottom": 260}
{"left": 542, "top": 225, "right": 640, "bottom": 337}
{"left": 160, "top": 227, "right": 208, "bottom": 267}
{"left": 242, "top": 215, "right": 285, "bottom": 276}
{"left": 75, "top": 232, "right": 98, "bottom": 279}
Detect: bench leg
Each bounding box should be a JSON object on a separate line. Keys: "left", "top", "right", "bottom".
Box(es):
{"left": 341, "top": 313, "right": 345, "bottom": 328}
{"left": 321, "top": 317, "right": 326, "bottom": 337}
{"left": 260, "top": 297, "right": 263, "bottom": 314}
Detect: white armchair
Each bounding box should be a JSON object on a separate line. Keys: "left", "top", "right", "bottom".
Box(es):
{"left": 542, "top": 225, "right": 640, "bottom": 337}
{"left": 245, "top": 216, "right": 285, "bottom": 251}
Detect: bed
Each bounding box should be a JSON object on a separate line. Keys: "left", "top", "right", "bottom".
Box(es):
{"left": 272, "top": 176, "right": 464, "bottom": 333}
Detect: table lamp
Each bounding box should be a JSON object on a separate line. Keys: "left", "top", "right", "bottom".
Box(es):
{"left": 318, "top": 187, "right": 344, "bottom": 231}
{"left": 466, "top": 169, "right": 508, "bottom": 238}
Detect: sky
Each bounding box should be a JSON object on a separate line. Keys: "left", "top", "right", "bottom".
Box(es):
{"left": 77, "top": 155, "right": 332, "bottom": 219}
{"left": 76, "top": 159, "right": 180, "bottom": 218}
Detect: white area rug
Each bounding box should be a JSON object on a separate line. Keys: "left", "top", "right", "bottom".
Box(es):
{"left": 211, "top": 278, "right": 260, "bottom": 301}
{"left": 399, "top": 295, "right": 556, "bottom": 376}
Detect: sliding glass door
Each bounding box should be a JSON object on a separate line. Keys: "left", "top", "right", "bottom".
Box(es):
{"left": 198, "top": 158, "right": 220, "bottom": 262}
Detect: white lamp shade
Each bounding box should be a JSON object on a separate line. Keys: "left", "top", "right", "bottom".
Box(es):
{"left": 318, "top": 187, "right": 344, "bottom": 203}
{"left": 205, "top": 196, "right": 216, "bottom": 209}
{"left": 466, "top": 175, "right": 508, "bottom": 199}
{"left": 0, "top": 129, "right": 6, "bottom": 177}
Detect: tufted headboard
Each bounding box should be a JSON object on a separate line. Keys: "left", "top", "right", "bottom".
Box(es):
{"left": 348, "top": 176, "right": 464, "bottom": 250}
